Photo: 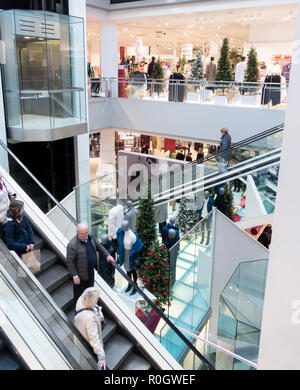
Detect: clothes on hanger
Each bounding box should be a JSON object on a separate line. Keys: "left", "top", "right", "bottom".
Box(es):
{"left": 261, "top": 74, "right": 281, "bottom": 106}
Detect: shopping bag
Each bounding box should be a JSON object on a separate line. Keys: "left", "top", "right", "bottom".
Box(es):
{"left": 21, "top": 249, "right": 41, "bottom": 274}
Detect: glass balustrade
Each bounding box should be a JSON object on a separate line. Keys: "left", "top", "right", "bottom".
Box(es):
{"left": 252, "top": 165, "right": 280, "bottom": 214}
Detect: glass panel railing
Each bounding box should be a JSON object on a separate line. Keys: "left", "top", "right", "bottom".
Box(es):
{"left": 0, "top": 240, "right": 98, "bottom": 369}
{"left": 219, "top": 259, "right": 268, "bottom": 361}
{"left": 108, "top": 78, "right": 288, "bottom": 110}
{"left": 162, "top": 211, "right": 214, "bottom": 360}
{"left": 111, "top": 261, "right": 214, "bottom": 370}
{"left": 160, "top": 324, "right": 257, "bottom": 370}
{"left": 0, "top": 141, "right": 77, "bottom": 240}
{"left": 252, "top": 165, "right": 280, "bottom": 214}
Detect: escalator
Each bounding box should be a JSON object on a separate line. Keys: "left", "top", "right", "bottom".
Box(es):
{"left": 0, "top": 331, "right": 26, "bottom": 370}
{"left": 0, "top": 142, "right": 214, "bottom": 370}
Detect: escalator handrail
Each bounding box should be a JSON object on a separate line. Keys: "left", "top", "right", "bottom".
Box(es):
{"left": 0, "top": 262, "right": 81, "bottom": 370}
{"left": 110, "top": 261, "right": 215, "bottom": 370}
{"left": 152, "top": 147, "right": 282, "bottom": 203}
{"left": 0, "top": 140, "right": 77, "bottom": 226}
{"left": 154, "top": 123, "right": 284, "bottom": 187}
{"left": 7, "top": 248, "right": 99, "bottom": 369}
{"left": 153, "top": 150, "right": 281, "bottom": 207}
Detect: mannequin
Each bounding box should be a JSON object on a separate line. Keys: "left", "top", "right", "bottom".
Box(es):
{"left": 262, "top": 61, "right": 281, "bottom": 106}
{"left": 165, "top": 229, "right": 180, "bottom": 289}
{"left": 117, "top": 221, "right": 143, "bottom": 296}
{"left": 214, "top": 187, "right": 226, "bottom": 214}
{"left": 282, "top": 58, "right": 292, "bottom": 85}
{"left": 98, "top": 234, "right": 116, "bottom": 288}
{"left": 124, "top": 200, "right": 139, "bottom": 232}
{"left": 108, "top": 197, "right": 124, "bottom": 250}
{"left": 154, "top": 202, "right": 168, "bottom": 234}
{"left": 161, "top": 217, "right": 180, "bottom": 246}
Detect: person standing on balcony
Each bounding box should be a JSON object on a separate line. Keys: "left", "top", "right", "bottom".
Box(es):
{"left": 235, "top": 56, "right": 247, "bottom": 95}
{"left": 205, "top": 57, "right": 217, "bottom": 90}
{"left": 147, "top": 56, "right": 155, "bottom": 79}
{"left": 66, "top": 222, "right": 115, "bottom": 305}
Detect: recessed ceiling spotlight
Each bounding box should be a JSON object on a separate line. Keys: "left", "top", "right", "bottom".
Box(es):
{"left": 217, "top": 25, "right": 221, "bottom": 29}
{"left": 122, "top": 27, "right": 128, "bottom": 31}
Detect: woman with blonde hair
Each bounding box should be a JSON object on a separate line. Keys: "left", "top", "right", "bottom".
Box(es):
{"left": 75, "top": 287, "right": 106, "bottom": 369}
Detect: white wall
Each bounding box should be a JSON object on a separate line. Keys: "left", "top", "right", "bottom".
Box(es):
{"left": 245, "top": 175, "right": 267, "bottom": 220}
{"left": 0, "top": 67, "right": 8, "bottom": 170}
{"left": 209, "top": 210, "right": 269, "bottom": 337}
{"left": 89, "top": 98, "right": 285, "bottom": 143}
{"left": 258, "top": 0, "right": 300, "bottom": 370}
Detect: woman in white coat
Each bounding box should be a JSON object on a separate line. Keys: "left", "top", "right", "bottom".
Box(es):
{"left": 75, "top": 287, "right": 106, "bottom": 369}
{"left": 0, "top": 174, "right": 10, "bottom": 242}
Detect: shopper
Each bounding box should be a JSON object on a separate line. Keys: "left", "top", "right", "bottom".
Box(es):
{"left": 4, "top": 200, "right": 35, "bottom": 257}
{"left": 147, "top": 56, "right": 155, "bottom": 79}
{"left": 75, "top": 287, "right": 106, "bottom": 370}
{"left": 66, "top": 222, "right": 115, "bottom": 305}
{"left": 185, "top": 153, "right": 193, "bottom": 162}
{"left": 235, "top": 56, "right": 247, "bottom": 94}
{"left": 0, "top": 175, "right": 10, "bottom": 242}
{"left": 176, "top": 150, "right": 185, "bottom": 161}
{"left": 196, "top": 149, "right": 204, "bottom": 164}
{"left": 218, "top": 128, "right": 232, "bottom": 164}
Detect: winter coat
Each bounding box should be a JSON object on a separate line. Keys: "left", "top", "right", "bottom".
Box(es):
{"left": 205, "top": 62, "right": 216, "bottom": 81}
{"left": 4, "top": 213, "right": 35, "bottom": 256}
{"left": 0, "top": 181, "right": 10, "bottom": 224}
{"left": 147, "top": 61, "right": 155, "bottom": 78}
{"left": 74, "top": 296, "right": 105, "bottom": 361}
{"left": 219, "top": 133, "right": 232, "bottom": 162}
{"left": 198, "top": 196, "right": 214, "bottom": 218}
{"left": 66, "top": 234, "right": 110, "bottom": 282}
{"left": 214, "top": 194, "right": 226, "bottom": 214}
{"left": 161, "top": 223, "right": 180, "bottom": 246}
{"left": 116, "top": 228, "right": 143, "bottom": 270}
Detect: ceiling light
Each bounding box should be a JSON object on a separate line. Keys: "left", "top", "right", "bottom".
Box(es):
{"left": 200, "top": 26, "right": 204, "bottom": 30}
{"left": 217, "top": 25, "right": 221, "bottom": 29}
{"left": 24, "top": 36, "right": 31, "bottom": 39}
{"left": 122, "top": 27, "right": 128, "bottom": 31}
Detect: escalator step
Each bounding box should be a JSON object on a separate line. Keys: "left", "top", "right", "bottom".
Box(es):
{"left": 51, "top": 280, "right": 74, "bottom": 312}
{"left": 37, "top": 264, "right": 70, "bottom": 293}
{"left": 35, "top": 249, "right": 58, "bottom": 275}
{"left": 118, "top": 352, "right": 152, "bottom": 371}
{"left": 102, "top": 317, "right": 117, "bottom": 343}
{"left": 33, "top": 234, "right": 44, "bottom": 250}
{"left": 104, "top": 333, "right": 134, "bottom": 370}
{"left": 0, "top": 338, "right": 4, "bottom": 353}
{"left": 0, "top": 351, "right": 21, "bottom": 370}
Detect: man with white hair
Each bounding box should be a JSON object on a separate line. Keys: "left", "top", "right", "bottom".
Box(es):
{"left": 66, "top": 222, "right": 115, "bottom": 304}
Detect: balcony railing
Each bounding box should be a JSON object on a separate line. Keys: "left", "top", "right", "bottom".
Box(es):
{"left": 88, "top": 77, "right": 288, "bottom": 110}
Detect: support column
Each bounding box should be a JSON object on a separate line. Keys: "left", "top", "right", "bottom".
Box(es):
{"left": 100, "top": 20, "right": 119, "bottom": 97}
{"left": 100, "top": 128, "right": 116, "bottom": 166}
{"left": 69, "top": 0, "right": 91, "bottom": 224}
{"left": 258, "top": 0, "right": 300, "bottom": 370}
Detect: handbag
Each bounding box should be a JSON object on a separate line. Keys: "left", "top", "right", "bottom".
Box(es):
{"left": 21, "top": 249, "right": 41, "bottom": 274}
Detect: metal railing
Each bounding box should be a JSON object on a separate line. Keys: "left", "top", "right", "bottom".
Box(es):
{"left": 88, "top": 77, "right": 288, "bottom": 109}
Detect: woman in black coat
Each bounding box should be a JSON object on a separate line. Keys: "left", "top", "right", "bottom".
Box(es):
{"left": 4, "top": 200, "right": 35, "bottom": 257}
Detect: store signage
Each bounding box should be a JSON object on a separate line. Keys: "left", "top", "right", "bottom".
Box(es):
{"left": 181, "top": 44, "right": 193, "bottom": 60}
{"left": 272, "top": 55, "right": 292, "bottom": 60}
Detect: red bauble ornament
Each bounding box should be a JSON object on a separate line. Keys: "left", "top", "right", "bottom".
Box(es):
{"left": 147, "top": 251, "right": 150, "bottom": 256}
{"left": 163, "top": 291, "right": 167, "bottom": 296}
{"left": 144, "top": 266, "right": 148, "bottom": 270}
{"left": 163, "top": 263, "right": 166, "bottom": 267}
{"left": 151, "top": 264, "right": 155, "bottom": 269}
{"left": 152, "top": 249, "right": 155, "bottom": 254}
{"left": 157, "top": 256, "right": 161, "bottom": 260}
{"left": 224, "top": 199, "right": 227, "bottom": 203}
{"left": 153, "top": 287, "right": 156, "bottom": 291}
{"left": 161, "top": 246, "right": 164, "bottom": 250}
{"left": 164, "top": 279, "right": 168, "bottom": 284}
{"left": 157, "top": 273, "right": 161, "bottom": 277}
{"left": 146, "top": 282, "right": 150, "bottom": 285}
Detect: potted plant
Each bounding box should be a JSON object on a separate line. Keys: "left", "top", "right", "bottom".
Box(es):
{"left": 215, "top": 38, "right": 233, "bottom": 105}
{"left": 242, "top": 47, "right": 260, "bottom": 106}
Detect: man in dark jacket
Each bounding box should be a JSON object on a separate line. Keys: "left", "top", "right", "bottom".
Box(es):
{"left": 66, "top": 222, "right": 115, "bottom": 305}
{"left": 218, "top": 128, "right": 232, "bottom": 163}
{"left": 147, "top": 56, "right": 155, "bottom": 79}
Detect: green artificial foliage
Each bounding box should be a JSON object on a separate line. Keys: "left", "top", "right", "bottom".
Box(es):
{"left": 216, "top": 38, "right": 233, "bottom": 82}
{"left": 135, "top": 193, "right": 157, "bottom": 264}
{"left": 244, "top": 47, "right": 260, "bottom": 94}
{"left": 176, "top": 195, "right": 199, "bottom": 235}
{"left": 223, "top": 183, "right": 235, "bottom": 221}
{"left": 152, "top": 58, "right": 165, "bottom": 95}
{"left": 87, "top": 62, "right": 95, "bottom": 78}
{"left": 140, "top": 241, "right": 170, "bottom": 309}
{"left": 191, "top": 51, "right": 204, "bottom": 80}
{"left": 180, "top": 55, "right": 187, "bottom": 73}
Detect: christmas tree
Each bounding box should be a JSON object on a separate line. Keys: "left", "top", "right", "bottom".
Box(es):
{"left": 180, "top": 55, "right": 187, "bottom": 73}
{"left": 224, "top": 183, "right": 235, "bottom": 221}
{"left": 140, "top": 241, "right": 170, "bottom": 309}
{"left": 87, "top": 62, "right": 95, "bottom": 78}
{"left": 191, "top": 51, "right": 204, "bottom": 80}
{"left": 176, "top": 195, "right": 199, "bottom": 235}
{"left": 135, "top": 193, "right": 157, "bottom": 263}
{"left": 216, "top": 38, "right": 233, "bottom": 82}
{"left": 152, "top": 58, "right": 165, "bottom": 95}
{"left": 244, "top": 47, "right": 260, "bottom": 94}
